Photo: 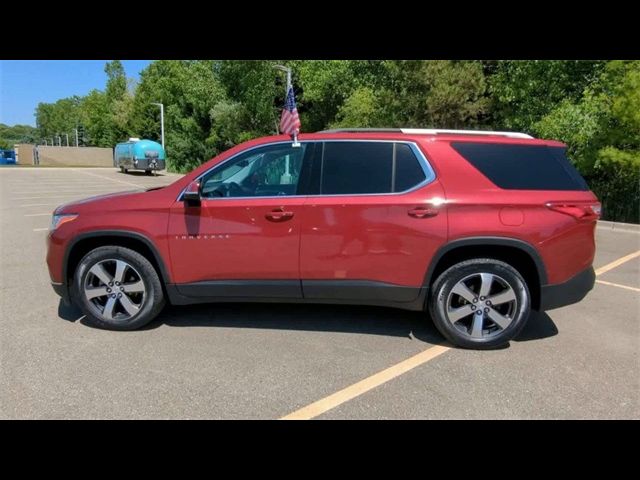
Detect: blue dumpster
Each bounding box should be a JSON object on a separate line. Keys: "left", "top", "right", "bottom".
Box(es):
{"left": 0, "top": 150, "right": 16, "bottom": 165}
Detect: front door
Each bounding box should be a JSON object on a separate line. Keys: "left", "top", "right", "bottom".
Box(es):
{"left": 168, "top": 142, "right": 315, "bottom": 298}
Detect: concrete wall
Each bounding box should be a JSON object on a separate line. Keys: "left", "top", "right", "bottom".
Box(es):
{"left": 16, "top": 144, "right": 114, "bottom": 167}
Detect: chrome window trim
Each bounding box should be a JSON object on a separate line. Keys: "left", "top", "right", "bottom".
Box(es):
{"left": 176, "top": 139, "right": 437, "bottom": 202}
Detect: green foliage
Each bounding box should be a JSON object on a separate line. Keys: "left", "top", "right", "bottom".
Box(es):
{"left": 36, "top": 96, "right": 83, "bottom": 140}
{"left": 22, "top": 59, "right": 640, "bottom": 222}
{"left": 332, "top": 87, "right": 384, "bottom": 128}
{"left": 0, "top": 123, "right": 38, "bottom": 145}
{"left": 489, "top": 60, "right": 605, "bottom": 132}
{"left": 130, "top": 60, "right": 227, "bottom": 172}
{"left": 534, "top": 60, "right": 640, "bottom": 222}
{"left": 0, "top": 138, "right": 12, "bottom": 149}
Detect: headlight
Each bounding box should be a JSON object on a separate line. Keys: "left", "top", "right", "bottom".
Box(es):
{"left": 50, "top": 213, "right": 78, "bottom": 232}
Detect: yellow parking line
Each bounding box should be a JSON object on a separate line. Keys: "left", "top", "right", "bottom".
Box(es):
{"left": 595, "top": 250, "right": 640, "bottom": 276}
{"left": 596, "top": 280, "right": 640, "bottom": 293}
{"left": 280, "top": 344, "right": 450, "bottom": 420}
{"left": 281, "top": 249, "right": 640, "bottom": 420}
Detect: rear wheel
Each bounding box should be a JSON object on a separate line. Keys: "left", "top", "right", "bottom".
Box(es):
{"left": 145, "top": 169, "right": 152, "bottom": 175}
{"left": 74, "top": 246, "right": 165, "bottom": 330}
{"left": 120, "top": 166, "right": 128, "bottom": 173}
{"left": 428, "top": 258, "right": 531, "bottom": 349}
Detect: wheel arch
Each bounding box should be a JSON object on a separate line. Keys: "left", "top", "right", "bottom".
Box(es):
{"left": 425, "top": 237, "right": 547, "bottom": 310}
{"left": 64, "top": 231, "right": 171, "bottom": 289}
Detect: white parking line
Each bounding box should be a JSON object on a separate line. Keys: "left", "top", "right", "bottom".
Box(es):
{"left": 72, "top": 168, "right": 144, "bottom": 188}
{"left": 33, "top": 228, "right": 49, "bottom": 232}
{"left": 21, "top": 203, "right": 66, "bottom": 207}
{"left": 12, "top": 190, "right": 117, "bottom": 195}
{"left": 15, "top": 193, "right": 128, "bottom": 200}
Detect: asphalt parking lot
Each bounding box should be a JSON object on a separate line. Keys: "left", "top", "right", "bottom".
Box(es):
{"left": 0, "top": 166, "right": 638, "bottom": 419}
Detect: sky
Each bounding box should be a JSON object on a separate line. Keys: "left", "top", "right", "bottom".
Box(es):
{"left": 0, "top": 60, "right": 152, "bottom": 126}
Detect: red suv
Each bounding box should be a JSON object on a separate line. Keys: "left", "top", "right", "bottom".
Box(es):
{"left": 46, "top": 129, "right": 600, "bottom": 349}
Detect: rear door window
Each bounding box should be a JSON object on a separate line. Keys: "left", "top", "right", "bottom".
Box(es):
{"left": 318, "top": 141, "right": 430, "bottom": 195}
{"left": 451, "top": 142, "right": 589, "bottom": 191}
{"left": 321, "top": 142, "right": 393, "bottom": 194}
{"left": 395, "top": 143, "right": 427, "bottom": 192}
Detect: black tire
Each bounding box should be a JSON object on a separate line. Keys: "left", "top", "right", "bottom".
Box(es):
{"left": 145, "top": 169, "right": 152, "bottom": 175}
{"left": 73, "top": 246, "right": 165, "bottom": 330}
{"left": 428, "top": 258, "right": 531, "bottom": 349}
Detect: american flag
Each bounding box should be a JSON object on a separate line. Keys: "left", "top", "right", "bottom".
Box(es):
{"left": 279, "top": 86, "right": 301, "bottom": 136}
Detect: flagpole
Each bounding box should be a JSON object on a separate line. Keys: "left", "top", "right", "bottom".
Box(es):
{"left": 274, "top": 64, "right": 300, "bottom": 147}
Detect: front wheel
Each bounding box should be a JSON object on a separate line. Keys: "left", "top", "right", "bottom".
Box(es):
{"left": 428, "top": 258, "right": 531, "bottom": 349}
{"left": 73, "top": 246, "right": 165, "bottom": 330}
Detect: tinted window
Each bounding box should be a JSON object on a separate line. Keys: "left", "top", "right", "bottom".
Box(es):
{"left": 321, "top": 142, "right": 393, "bottom": 194}
{"left": 451, "top": 142, "right": 589, "bottom": 191}
{"left": 395, "top": 143, "right": 426, "bottom": 192}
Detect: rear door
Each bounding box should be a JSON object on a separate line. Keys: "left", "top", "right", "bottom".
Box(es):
{"left": 299, "top": 140, "right": 447, "bottom": 303}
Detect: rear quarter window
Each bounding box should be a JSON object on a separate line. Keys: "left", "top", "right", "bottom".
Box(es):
{"left": 451, "top": 142, "right": 589, "bottom": 191}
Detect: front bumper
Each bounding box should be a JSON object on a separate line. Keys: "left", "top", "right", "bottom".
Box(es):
{"left": 539, "top": 266, "right": 595, "bottom": 311}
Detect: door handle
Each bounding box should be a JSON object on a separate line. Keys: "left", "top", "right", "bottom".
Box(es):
{"left": 408, "top": 207, "right": 438, "bottom": 218}
{"left": 265, "top": 208, "right": 294, "bottom": 222}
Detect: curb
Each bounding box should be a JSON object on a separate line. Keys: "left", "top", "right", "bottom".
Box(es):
{"left": 597, "top": 220, "right": 640, "bottom": 234}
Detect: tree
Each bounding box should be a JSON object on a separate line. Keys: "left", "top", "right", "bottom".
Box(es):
{"left": 35, "top": 96, "right": 83, "bottom": 141}
{"left": 488, "top": 60, "right": 605, "bottom": 132}
{"left": 129, "top": 60, "right": 227, "bottom": 172}
{"left": 0, "top": 123, "right": 38, "bottom": 144}
{"left": 534, "top": 61, "right": 640, "bottom": 222}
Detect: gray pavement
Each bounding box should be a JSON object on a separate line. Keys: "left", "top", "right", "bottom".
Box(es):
{"left": 0, "top": 167, "right": 638, "bottom": 419}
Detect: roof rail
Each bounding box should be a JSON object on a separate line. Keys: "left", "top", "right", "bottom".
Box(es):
{"left": 401, "top": 128, "right": 533, "bottom": 139}
{"left": 320, "top": 128, "right": 402, "bottom": 133}
{"left": 319, "top": 128, "right": 533, "bottom": 139}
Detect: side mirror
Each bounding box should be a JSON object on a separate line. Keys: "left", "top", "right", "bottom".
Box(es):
{"left": 183, "top": 180, "right": 201, "bottom": 207}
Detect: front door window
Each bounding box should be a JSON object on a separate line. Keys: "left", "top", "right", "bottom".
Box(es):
{"left": 201, "top": 144, "right": 307, "bottom": 198}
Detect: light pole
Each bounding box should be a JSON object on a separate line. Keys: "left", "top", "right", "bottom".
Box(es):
{"left": 65, "top": 133, "right": 69, "bottom": 147}
{"left": 57, "top": 135, "right": 61, "bottom": 146}
{"left": 151, "top": 102, "right": 165, "bottom": 150}
{"left": 74, "top": 128, "right": 79, "bottom": 147}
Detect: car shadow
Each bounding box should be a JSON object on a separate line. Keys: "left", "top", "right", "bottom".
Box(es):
{"left": 57, "top": 299, "right": 559, "bottom": 346}
{"left": 119, "top": 171, "right": 167, "bottom": 177}
{"left": 147, "top": 302, "right": 444, "bottom": 344}
{"left": 514, "top": 310, "right": 559, "bottom": 342}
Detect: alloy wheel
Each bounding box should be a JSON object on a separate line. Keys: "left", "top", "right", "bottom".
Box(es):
{"left": 445, "top": 272, "right": 518, "bottom": 340}
{"left": 83, "top": 259, "right": 146, "bottom": 321}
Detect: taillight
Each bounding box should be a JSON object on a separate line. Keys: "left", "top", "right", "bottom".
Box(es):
{"left": 546, "top": 202, "right": 601, "bottom": 220}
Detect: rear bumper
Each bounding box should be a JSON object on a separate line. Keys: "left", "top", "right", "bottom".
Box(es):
{"left": 136, "top": 158, "right": 165, "bottom": 170}
{"left": 539, "top": 266, "right": 595, "bottom": 311}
